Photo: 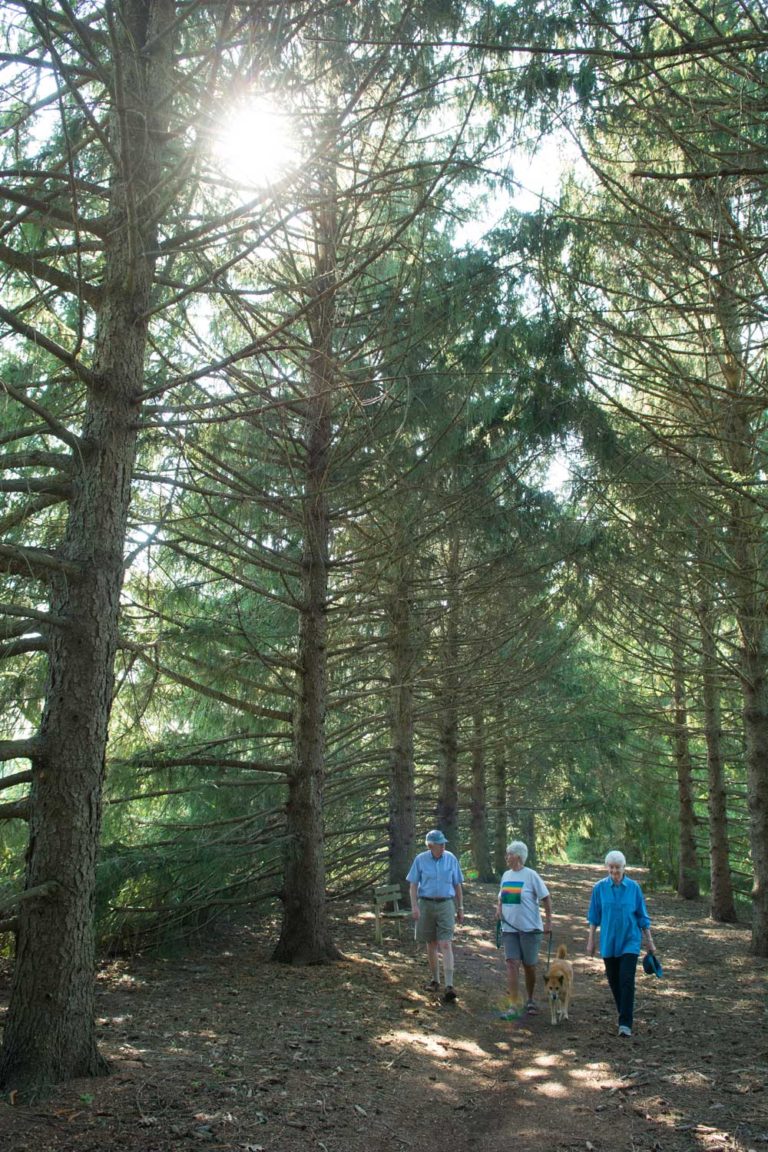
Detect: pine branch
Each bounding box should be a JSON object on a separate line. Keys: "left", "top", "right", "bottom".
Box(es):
{"left": 0, "top": 769, "right": 33, "bottom": 791}
{"left": 0, "top": 798, "right": 30, "bottom": 821}
{"left": 0, "top": 541, "right": 81, "bottom": 581}
{"left": 0, "top": 880, "right": 59, "bottom": 914}
{"left": 0, "top": 241, "right": 101, "bottom": 307}
{"left": 0, "top": 379, "right": 83, "bottom": 450}
{"left": 0, "top": 603, "right": 66, "bottom": 629}
{"left": 120, "top": 639, "right": 293, "bottom": 723}
{"left": 0, "top": 636, "right": 48, "bottom": 659}
{"left": 0, "top": 185, "right": 108, "bottom": 237}
{"left": 0, "top": 307, "right": 98, "bottom": 387}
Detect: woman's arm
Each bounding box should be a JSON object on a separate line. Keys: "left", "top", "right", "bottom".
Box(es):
{"left": 586, "top": 883, "right": 601, "bottom": 956}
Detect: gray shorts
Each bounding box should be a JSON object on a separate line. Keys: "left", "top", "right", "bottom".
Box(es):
{"left": 503, "top": 930, "right": 543, "bottom": 965}
{"left": 416, "top": 897, "right": 456, "bottom": 942}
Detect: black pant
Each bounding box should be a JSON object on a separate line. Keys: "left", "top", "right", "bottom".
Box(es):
{"left": 603, "top": 953, "right": 638, "bottom": 1029}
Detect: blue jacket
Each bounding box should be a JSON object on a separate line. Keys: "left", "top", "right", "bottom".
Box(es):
{"left": 588, "top": 875, "right": 651, "bottom": 957}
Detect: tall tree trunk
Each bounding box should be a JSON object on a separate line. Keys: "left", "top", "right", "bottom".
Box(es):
{"left": 696, "top": 528, "right": 736, "bottom": 922}
{"left": 0, "top": 0, "right": 174, "bottom": 1095}
{"left": 435, "top": 533, "right": 460, "bottom": 851}
{"left": 508, "top": 789, "right": 537, "bottom": 869}
{"left": 672, "top": 629, "right": 700, "bottom": 899}
{"left": 493, "top": 710, "right": 508, "bottom": 875}
{"left": 273, "top": 161, "right": 340, "bottom": 965}
{"left": 469, "top": 708, "right": 495, "bottom": 881}
{"left": 520, "top": 807, "right": 537, "bottom": 869}
{"left": 740, "top": 649, "right": 768, "bottom": 952}
{"left": 728, "top": 500, "right": 768, "bottom": 953}
{"left": 717, "top": 276, "right": 768, "bottom": 954}
{"left": 387, "top": 550, "right": 416, "bottom": 889}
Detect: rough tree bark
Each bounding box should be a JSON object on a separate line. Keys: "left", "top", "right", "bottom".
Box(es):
{"left": 0, "top": 0, "right": 174, "bottom": 1094}
{"left": 696, "top": 527, "right": 736, "bottom": 922}
{"left": 273, "top": 160, "right": 341, "bottom": 965}
{"left": 470, "top": 708, "right": 495, "bottom": 881}
{"left": 717, "top": 276, "right": 768, "bottom": 955}
{"left": 725, "top": 467, "right": 768, "bottom": 953}
{"left": 434, "top": 531, "right": 461, "bottom": 851}
{"left": 387, "top": 549, "right": 417, "bottom": 888}
{"left": 672, "top": 629, "right": 700, "bottom": 900}
{"left": 493, "top": 704, "right": 508, "bottom": 874}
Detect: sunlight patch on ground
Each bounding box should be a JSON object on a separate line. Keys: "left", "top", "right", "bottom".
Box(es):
{"left": 531, "top": 1052, "right": 566, "bottom": 1069}
{"left": 349, "top": 910, "right": 375, "bottom": 925}
{"left": 682, "top": 1125, "right": 735, "bottom": 1147}
{"left": 640, "top": 1106, "right": 690, "bottom": 1132}
{"left": 665, "top": 1070, "right": 715, "bottom": 1088}
{"left": 529, "top": 1079, "right": 570, "bottom": 1098}
{"left": 442, "top": 1037, "right": 488, "bottom": 1059}
{"left": 690, "top": 923, "right": 752, "bottom": 944}
{"left": 115, "top": 1043, "right": 150, "bottom": 1059}
{"left": 388, "top": 1029, "right": 451, "bottom": 1058}
{"left": 382, "top": 1028, "right": 488, "bottom": 1068}
{"left": 344, "top": 948, "right": 411, "bottom": 974}
{"left": 568, "top": 1064, "right": 612, "bottom": 1081}
{"left": 517, "top": 1060, "right": 566, "bottom": 1084}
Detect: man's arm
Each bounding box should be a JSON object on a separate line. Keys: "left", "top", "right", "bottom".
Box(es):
{"left": 454, "top": 882, "right": 464, "bottom": 923}
{"left": 541, "top": 894, "right": 552, "bottom": 931}
{"left": 410, "top": 881, "right": 420, "bottom": 920}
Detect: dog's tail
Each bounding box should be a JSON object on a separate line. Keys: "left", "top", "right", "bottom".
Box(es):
{"left": 556, "top": 944, "right": 568, "bottom": 959}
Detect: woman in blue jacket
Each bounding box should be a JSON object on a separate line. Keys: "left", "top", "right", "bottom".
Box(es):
{"left": 586, "top": 850, "right": 657, "bottom": 1037}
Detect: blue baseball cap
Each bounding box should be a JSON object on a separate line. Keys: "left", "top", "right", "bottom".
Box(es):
{"left": 642, "top": 951, "right": 663, "bottom": 977}
{"left": 425, "top": 829, "right": 448, "bottom": 844}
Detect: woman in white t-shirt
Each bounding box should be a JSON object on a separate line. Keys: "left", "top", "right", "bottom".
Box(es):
{"left": 496, "top": 840, "right": 552, "bottom": 1013}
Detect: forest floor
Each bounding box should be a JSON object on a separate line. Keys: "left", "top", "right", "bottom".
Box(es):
{"left": 0, "top": 862, "right": 766, "bottom": 1152}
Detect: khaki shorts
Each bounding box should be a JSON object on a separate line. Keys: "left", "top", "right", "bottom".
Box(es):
{"left": 416, "top": 897, "right": 456, "bottom": 942}
{"left": 502, "top": 929, "right": 543, "bottom": 965}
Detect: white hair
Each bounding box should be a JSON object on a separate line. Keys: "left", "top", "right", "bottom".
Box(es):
{"left": 605, "top": 850, "right": 626, "bottom": 868}
{"left": 506, "top": 840, "right": 528, "bottom": 863}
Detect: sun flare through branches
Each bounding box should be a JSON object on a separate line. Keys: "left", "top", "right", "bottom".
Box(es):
{"left": 213, "top": 95, "right": 299, "bottom": 189}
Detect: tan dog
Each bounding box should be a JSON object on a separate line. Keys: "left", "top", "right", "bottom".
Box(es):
{"left": 545, "top": 943, "right": 573, "bottom": 1025}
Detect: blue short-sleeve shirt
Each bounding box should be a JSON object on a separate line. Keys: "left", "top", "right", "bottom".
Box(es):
{"left": 406, "top": 849, "right": 464, "bottom": 898}
{"left": 587, "top": 874, "right": 651, "bottom": 957}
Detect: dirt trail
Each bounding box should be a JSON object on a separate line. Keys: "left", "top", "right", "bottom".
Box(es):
{"left": 439, "top": 864, "right": 767, "bottom": 1152}
{"left": 0, "top": 862, "right": 766, "bottom": 1152}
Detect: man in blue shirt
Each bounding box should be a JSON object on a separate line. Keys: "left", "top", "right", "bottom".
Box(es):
{"left": 586, "top": 850, "right": 657, "bottom": 1037}
{"left": 407, "top": 830, "right": 464, "bottom": 1003}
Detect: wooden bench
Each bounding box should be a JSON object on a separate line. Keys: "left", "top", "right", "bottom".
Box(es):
{"left": 373, "top": 883, "right": 411, "bottom": 944}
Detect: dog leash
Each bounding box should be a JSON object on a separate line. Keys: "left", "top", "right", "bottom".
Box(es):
{"left": 544, "top": 930, "right": 553, "bottom": 976}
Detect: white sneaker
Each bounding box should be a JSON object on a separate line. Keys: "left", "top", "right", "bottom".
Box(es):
{"left": 618, "top": 1025, "right": 632, "bottom": 1037}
